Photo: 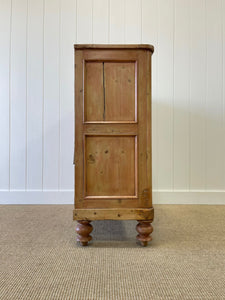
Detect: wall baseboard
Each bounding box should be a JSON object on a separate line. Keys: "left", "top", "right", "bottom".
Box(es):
{"left": 0, "top": 191, "right": 74, "bottom": 204}
{"left": 0, "top": 190, "right": 225, "bottom": 205}
{"left": 153, "top": 190, "right": 225, "bottom": 205}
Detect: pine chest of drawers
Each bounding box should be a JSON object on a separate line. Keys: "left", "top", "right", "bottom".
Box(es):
{"left": 73, "top": 44, "right": 154, "bottom": 246}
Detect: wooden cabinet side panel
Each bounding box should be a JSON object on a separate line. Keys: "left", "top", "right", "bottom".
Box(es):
{"left": 146, "top": 51, "right": 153, "bottom": 207}
{"left": 137, "top": 51, "right": 149, "bottom": 208}
{"left": 74, "top": 50, "right": 84, "bottom": 208}
{"left": 74, "top": 48, "right": 153, "bottom": 211}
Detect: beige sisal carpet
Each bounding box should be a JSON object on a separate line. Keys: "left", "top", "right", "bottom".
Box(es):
{"left": 0, "top": 205, "right": 225, "bottom": 299}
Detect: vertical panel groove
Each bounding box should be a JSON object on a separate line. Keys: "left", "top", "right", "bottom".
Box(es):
{"left": 8, "top": 0, "right": 13, "bottom": 190}
{"left": 205, "top": 0, "right": 223, "bottom": 189}
{"left": 108, "top": 0, "right": 110, "bottom": 42}
{"left": 204, "top": 0, "right": 207, "bottom": 190}
{"left": 43, "top": 0, "right": 60, "bottom": 189}
{"left": 140, "top": 0, "right": 142, "bottom": 43}
{"left": 172, "top": 0, "right": 175, "bottom": 191}
{"left": 109, "top": 0, "right": 124, "bottom": 43}
{"left": 42, "top": 0, "right": 45, "bottom": 191}
{"left": 156, "top": 0, "right": 159, "bottom": 198}
{"left": 58, "top": 0, "right": 61, "bottom": 190}
{"left": 125, "top": 0, "right": 141, "bottom": 43}
{"left": 223, "top": 0, "right": 225, "bottom": 124}
{"left": 222, "top": 0, "right": 224, "bottom": 123}
{"left": 75, "top": 0, "right": 78, "bottom": 43}
{"left": 124, "top": 0, "right": 126, "bottom": 43}
{"left": 91, "top": 0, "right": 93, "bottom": 43}
{"left": 10, "top": 0, "right": 27, "bottom": 189}
{"left": 59, "top": 0, "right": 76, "bottom": 189}
{"left": 157, "top": 0, "right": 174, "bottom": 189}
{"left": 93, "top": 0, "right": 108, "bottom": 43}
{"left": 191, "top": 0, "right": 207, "bottom": 190}
{"left": 189, "top": 0, "right": 192, "bottom": 191}
{"left": 188, "top": 0, "right": 191, "bottom": 191}
{"left": 221, "top": 0, "right": 225, "bottom": 187}
{"left": 25, "top": 0, "right": 28, "bottom": 191}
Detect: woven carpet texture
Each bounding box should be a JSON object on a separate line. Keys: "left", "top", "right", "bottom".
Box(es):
{"left": 0, "top": 205, "right": 225, "bottom": 299}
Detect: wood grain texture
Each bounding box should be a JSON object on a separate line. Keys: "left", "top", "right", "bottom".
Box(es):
{"left": 146, "top": 51, "right": 152, "bottom": 202}
{"left": 137, "top": 51, "right": 148, "bottom": 207}
{"left": 104, "top": 62, "right": 136, "bottom": 121}
{"left": 74, "top": 50, "right": 84, "bottom": 208}
{"left": 75, "top": 220, "right": 93, "bottom": 246}
{"left": 85, "top": 136, "right": 136, "bottom": 197}
{"left": 74, "top": 47, "right": 153, "bottom": 221}
{"left": 85, "top": 62, "right": 104, "bottom": 121}
{"left": 85, "top": 61, "right": 136, "bottom": 122}
{"left": 74, "top": 44, "right": 154, "bottom": 52}
{"left": 73, "top": 208, "right": 154, "bottom": 220}
{"left": 83, "top": 123, "right": 138, "bottom": 135}
{"left": 83, "top": 49, "right": 145, "bottom": 63}
{"left": 82, "top": 198, "right": 143, "bottom": 209}
{"left": 136, "top": 221, "right": 153, "bottom": 246}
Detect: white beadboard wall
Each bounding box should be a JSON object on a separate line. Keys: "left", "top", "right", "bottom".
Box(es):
{"left": 0, "top": 0, "right": 225, "bottom": 204}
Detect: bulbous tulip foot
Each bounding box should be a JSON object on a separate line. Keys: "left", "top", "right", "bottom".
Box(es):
{"left": 136, "top": 221, "right": 153, "bottom": 247}
{"left": 76, "top": 220, "right": 93, "bottom": 246}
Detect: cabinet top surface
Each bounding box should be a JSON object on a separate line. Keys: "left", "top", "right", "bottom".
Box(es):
{"left": 74, "top": 44, "right": 154, "bottom": 53}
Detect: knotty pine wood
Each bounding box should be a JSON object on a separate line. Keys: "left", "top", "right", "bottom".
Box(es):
{"left": 85, "top": 136, "right": 136, "bottom": 197}
{"left": 104, "top": 62, "right": 136, "bottom": 121}
{"left": 74, "top": 44, "right": 154, "bottom": 51}
{"left": 85, "top": 62, "right": 104, "bottom": 121}
{"left": 74, "top": 208, "right": 154, "bottom": 221}
{"left": 74, "top": 45, "right": 154, "bottom": 245}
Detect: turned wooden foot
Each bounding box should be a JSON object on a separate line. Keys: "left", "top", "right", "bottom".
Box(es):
{"left": 76, "top": 220, "right": 93, "bottom": 246}
{"left": 136, "top": 220, "right": 153, "bottom": 247}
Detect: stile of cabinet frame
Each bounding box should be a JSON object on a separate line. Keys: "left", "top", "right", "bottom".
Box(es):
{"left": 73, "top": 44, "right": 154, "bottom": 245}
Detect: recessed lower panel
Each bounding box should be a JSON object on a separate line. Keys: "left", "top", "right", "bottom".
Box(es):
{"left": 84, "top": 136, "right": 137, "bottom": 197}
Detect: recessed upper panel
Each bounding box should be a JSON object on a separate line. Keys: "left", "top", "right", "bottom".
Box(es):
{"left": 84, "top": 61, "right": 136, "bottom": 122}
